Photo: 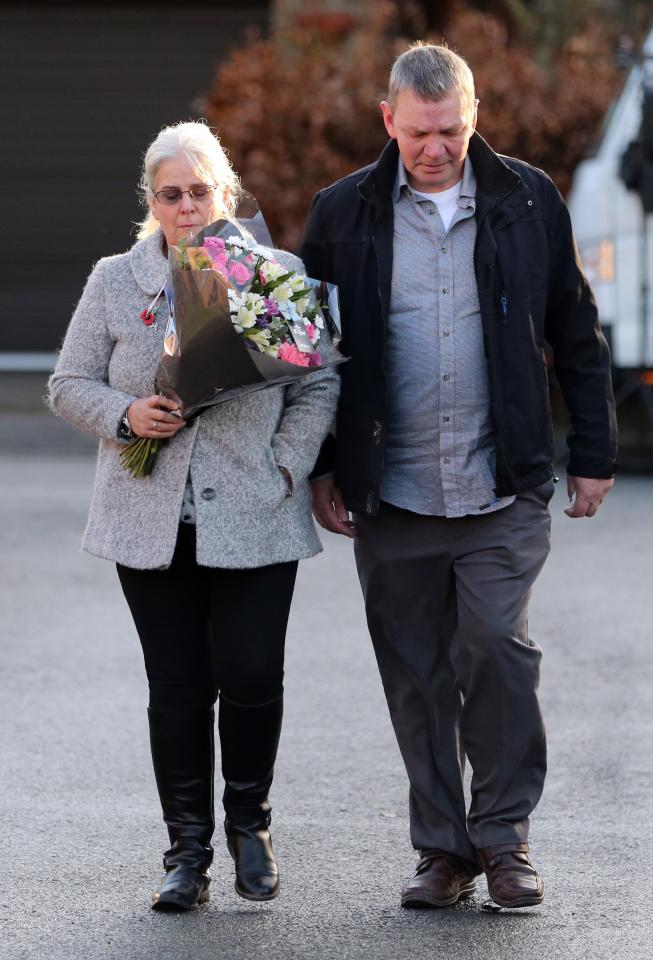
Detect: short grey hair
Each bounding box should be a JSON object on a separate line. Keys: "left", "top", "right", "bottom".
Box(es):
{"left": 388, "top": 42, "right": 475, "bottom": 113}
{"left": 137, "top": 121, "right": 242, "bottom": 239}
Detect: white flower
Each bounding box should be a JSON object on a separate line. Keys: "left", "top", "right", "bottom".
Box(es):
{"left": 244, "top": 292, "right": 266, "bottom": 314}
{"left": 260, "top": 260, "right": 285, "bottom": 282}
{"left": 237, "top": 305, "right": 257, "bottom": 328}
{"left": 294, "top": 296, "right": 310, "bottom": 315}
{"left": 247, "top": 329, "right": 272, "bottom": 349}
{"left": 289, "top": 275, "right": 305, "bottom": 291}
{"left": 270, "top": 283, "right": 294, "bottom": 303}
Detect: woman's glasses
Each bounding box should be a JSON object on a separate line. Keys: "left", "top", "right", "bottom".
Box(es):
{"left": 153, "top": 184, "right": 217, "bottom": 205}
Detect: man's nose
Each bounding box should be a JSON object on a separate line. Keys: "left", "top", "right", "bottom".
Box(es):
{"left": 422, "top": 137, "right": 446, "bottom": 159}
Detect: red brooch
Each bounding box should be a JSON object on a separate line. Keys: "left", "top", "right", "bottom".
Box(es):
{"left": 140, "top": 308, "right": 157, "bottom": 327}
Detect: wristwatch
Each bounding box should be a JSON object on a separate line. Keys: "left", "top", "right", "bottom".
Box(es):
{"left": 118, "top": 408, "right": 134, "bottom": 440}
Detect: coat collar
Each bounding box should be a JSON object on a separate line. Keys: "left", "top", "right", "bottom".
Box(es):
{"left": 467, "top": 132, "right": 520, "bottom": 201}
{"left": 358, "top": 139, "right": 401, "bottom": 207}
{"left": 128, "top": 229, "right": 168, "bottom": 296}
{"left": 358, "top": 132, "right": 521, "bottom": 211}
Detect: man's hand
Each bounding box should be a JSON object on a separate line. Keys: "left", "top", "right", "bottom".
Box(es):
{"left": 564, "top": 475, "right": 614, "bottom": 518}
{"left": 311, "top": 478, "right": 356, "bottom": 537}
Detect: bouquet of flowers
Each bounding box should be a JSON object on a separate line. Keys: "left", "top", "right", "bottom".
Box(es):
{"left": 120, "top": 208, "right": 343, "bottom": 477}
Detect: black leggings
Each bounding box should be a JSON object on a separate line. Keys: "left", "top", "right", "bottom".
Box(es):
{"left": 116, "top": 523, "right": 298, "bottom": 710}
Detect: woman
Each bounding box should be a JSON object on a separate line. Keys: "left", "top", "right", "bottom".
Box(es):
{"left": 49, "top": 121, "right": 339, "bottom": 911}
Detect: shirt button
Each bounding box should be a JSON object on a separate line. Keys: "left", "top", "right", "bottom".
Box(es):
{"left": 443, "top": 329, "right": 450, "bottom": 337}
{"left": 442, "top": 287, "right": 448, "bottom": 294}
{"left": 441, "top": 246, "right": 447, "bottom": 253}
{"left": 201, "top": 488, "right": 216, "bottom": 500}
{"left": 442, "top": 416, "right": 450, "bottom": 422}
{"left": 443, "top": 457, "right": 450, "bottom": 464}
{"left": 443, "top": 374, "right": 450, "bottom": 381}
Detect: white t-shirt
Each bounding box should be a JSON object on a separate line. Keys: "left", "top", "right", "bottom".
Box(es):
{"left": 412, "top": 179, "right": 463, "bottom": 232}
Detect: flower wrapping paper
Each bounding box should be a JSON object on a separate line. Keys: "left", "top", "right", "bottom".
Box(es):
{"left": 154, "top": 215, "right": 344, "bottom": 420}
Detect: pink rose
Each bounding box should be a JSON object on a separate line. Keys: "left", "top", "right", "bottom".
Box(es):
{"left": 308, "top": 352, "right": 323, "bottom": 367}
{"left": 278, "top": 342, "right": 310, "bottom": 366}
{"left": 211, "top": 252, "right": 229, "bottom": 277}
{"left": 203, "top": 236, "right": 226, "bottom": 256}
{"left": 228, "top": 261, "right": 253, "bottom": 285}
{"left": 305, "top": 322, "right": 317, "bottom": 341}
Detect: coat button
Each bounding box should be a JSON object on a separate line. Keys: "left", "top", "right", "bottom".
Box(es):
{"left": 200, "top": 488, "right": 216, "bottom": 500}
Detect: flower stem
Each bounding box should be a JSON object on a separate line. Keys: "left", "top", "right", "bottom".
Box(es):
{"left": 120, "top": 437, "right": 163, "bottom": 477}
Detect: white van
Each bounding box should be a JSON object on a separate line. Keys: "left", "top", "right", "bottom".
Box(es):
{"left": 567, "top": 25, "right": 653, "bottom": 381}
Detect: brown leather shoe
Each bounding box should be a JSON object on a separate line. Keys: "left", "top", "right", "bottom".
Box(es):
{"left": 477, "top": 843, "right": 544, "bottom": 908}
{"left": 401, "top": 851, "right": 476, "bottom": 908}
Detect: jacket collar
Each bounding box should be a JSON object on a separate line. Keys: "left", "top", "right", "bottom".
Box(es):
{"left": 128, "top": 229, "right": 168, "bottom": 296}
{"left": 467, "top": 132, "right": 520, "bottom": 201}
{"left": 358, "top": 132, "right": 521, "bottom": 209}
{"left": 358, "top": 139, "right": 401, "bottom": 207}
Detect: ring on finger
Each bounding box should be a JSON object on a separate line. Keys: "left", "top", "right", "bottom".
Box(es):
{"left": 153, "top": 420, "right": 158, "bottom": 430}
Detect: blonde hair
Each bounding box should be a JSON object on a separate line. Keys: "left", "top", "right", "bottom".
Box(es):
{"left": 136, "top": 121, "right": 242, "bottom": 239}
{"left": 389, "top": 42, "right": 476, "bottom": 115}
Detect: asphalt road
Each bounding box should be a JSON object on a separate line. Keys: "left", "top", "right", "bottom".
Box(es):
{"left": 1, "top": 453, "right": 652, "bottom": 960}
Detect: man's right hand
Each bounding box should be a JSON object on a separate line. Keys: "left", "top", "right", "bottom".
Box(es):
{"left": 311, "top": 478, "right": 356, "bottom": 538}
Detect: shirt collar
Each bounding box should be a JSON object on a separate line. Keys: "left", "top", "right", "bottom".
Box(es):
{"left": 392, "top": 158, "right": 410, "bottom": 203}
{"left": 393, "top": 155, "right": 477, "bottom": 207}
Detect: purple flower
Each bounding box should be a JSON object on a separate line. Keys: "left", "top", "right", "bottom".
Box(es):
{"left": 256, "top": 315, "right": 270, "bottom": 328}
{"left": 263, "top": 297, "right": 280, "bottom": 315}
{"left": 308, "top": 352, "right": 323, "bottom": 367}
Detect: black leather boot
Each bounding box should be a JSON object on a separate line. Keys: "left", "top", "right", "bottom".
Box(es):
{"left": 148, "top": 706, "right": 215, "bottom": 911}
{"left": 219, "top": 693, "right": 283, "bottom": 901}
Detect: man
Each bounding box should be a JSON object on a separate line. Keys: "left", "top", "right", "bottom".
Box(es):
{"left": 300, "top": 43, "right": 616, "bottom": 909}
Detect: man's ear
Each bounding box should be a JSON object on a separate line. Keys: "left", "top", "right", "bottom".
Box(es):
{"left": 380, "top": 100, "right": 397, "bottom": 139}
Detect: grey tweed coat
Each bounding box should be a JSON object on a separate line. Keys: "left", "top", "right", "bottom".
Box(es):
{"left": 49, "top": 229, "right": 340, "bottom": 570}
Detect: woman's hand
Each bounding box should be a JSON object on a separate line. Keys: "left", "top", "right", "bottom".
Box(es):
{"left": 127, "top": 395, "right": 186, "bottom": 439}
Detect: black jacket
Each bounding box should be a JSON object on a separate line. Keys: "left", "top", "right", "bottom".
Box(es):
{"left": 300, "top": 134, "right": 617, "bottom": 515}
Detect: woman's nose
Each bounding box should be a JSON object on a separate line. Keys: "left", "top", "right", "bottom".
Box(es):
{"left": 179, "top": 193, "right": 196, "bottom": 212}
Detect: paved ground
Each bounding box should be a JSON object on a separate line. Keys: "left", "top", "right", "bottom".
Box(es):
{"left": 1, "top": 450, "right": 652, "bottom": 960}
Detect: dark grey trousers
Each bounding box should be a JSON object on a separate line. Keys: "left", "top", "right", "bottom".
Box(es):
{"left": 354, "top": 482, "right": 554, "bottom": 870}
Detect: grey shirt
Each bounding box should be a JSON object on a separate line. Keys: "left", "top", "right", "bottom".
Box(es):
{"left": 379, "top": 157, "right": 515, "bottom": 518}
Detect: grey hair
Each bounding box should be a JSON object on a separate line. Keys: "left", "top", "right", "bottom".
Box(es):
{"left": 388, "top": 42, "right": 475, "bottom": 113}
{"left": 136, "top": 120, "right": 242, "bottom": 239}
